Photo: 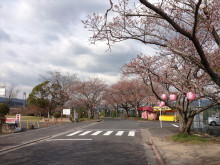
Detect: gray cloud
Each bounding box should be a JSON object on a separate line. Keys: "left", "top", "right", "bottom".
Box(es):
{"left": 0, "top": 0, "right": 153, "bottom": 98}
{"left": 0, "top": 28, "right": 11, "bottom": 42}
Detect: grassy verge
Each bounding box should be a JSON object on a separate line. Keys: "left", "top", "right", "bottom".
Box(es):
{"left": 5, "top": 115, "right": 43, "bottom": 121}
{"left": 78, "top": 118, "right": 101, "bottom": 122}
{"left": 168, "top": 133, "right": 220, "bottom": 144}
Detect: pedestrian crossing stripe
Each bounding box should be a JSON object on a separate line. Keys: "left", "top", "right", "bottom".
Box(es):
{"left": 66, "top": 131, "right": 82, "bottom": 136}
{"left": 79, "top": 131, "right": 92, "bottom": 136}
{"left": 116, "top": 131, "right": 124, "bottom": 136}
{"left": 66, "top": 130, "right": 136, "bottom": 137}
{"left": 128, "top": 131, "right": 135, "bottom": 136}
{"left": 103, "top": 131, "right": 113, "bottom": 136}
{"left": 91, "top": 131, "right": 102, "bottom": 136}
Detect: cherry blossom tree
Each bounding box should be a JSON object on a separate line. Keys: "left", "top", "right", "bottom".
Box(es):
{"left": 83, "top": 0, "right": 220, "bottom": 87}
{"left": 69, "top": 78, "right": 107, "bottom": 119}
{"left": 104, "top": 79, "right": 153, "bottom": 117}
{"left": 123, "top": 53, "right": 220, "bottom": 134}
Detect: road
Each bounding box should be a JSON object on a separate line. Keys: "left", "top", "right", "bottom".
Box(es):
{"left": 0, "top": 118, "right": 177, "bottom": 165}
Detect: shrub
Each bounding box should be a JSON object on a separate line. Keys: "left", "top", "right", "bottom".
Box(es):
{"left": 99, "top": 110, "right": 105, "bottom": 117}
{"left": 27, "top": 113, "right": 35, "bottom": 116}
{"left": 53, "top": 112, "right": 61, "bottom": 118}
{"left": 111, "top": 110, "right": 117, "bottom": 117}
{"left": 0, "top": 103, "right": 9, "bottom": 117}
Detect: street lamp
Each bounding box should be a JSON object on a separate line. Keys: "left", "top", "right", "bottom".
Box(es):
{"left": 159, "top": 100, "right": 165, "bottom": 128}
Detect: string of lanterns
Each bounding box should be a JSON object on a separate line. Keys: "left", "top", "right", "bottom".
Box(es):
{"left": 159, "top": 92, "right": 196, "bottom": 108}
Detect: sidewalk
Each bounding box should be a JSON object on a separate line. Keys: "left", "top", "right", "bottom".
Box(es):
{"left": 145, "top": 127, "right": 220, "bottom": 165}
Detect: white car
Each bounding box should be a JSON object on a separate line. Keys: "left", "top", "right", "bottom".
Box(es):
{"left": 208, "top": 113, "right": 220, "bottom": 126}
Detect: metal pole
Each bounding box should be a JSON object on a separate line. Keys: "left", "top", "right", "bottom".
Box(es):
{"left": 23, "top": 92, "right": 26, "bottom": 108}
{"left": 160, "top": 108, "right": 163, "bottom": 128}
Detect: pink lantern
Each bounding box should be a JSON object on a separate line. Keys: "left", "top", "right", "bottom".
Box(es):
{"left": 170, "top": 94, "right": 176, "bottom": 101}
{"left": 159, "top": 101, "right": 165, "bottom": 108}
{"left": 161, "top": 94, "right": 167, "bottom": 100}
{"left": 187, "top": 92, "right": 195, "bottom": 101}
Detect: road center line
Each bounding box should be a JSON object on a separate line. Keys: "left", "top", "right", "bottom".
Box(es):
{"left": 47, "top": 139, "right": 93, "bottom": 141}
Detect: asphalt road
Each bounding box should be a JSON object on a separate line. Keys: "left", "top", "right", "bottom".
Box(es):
{"left": 0, "top": 118, "right": 177, "bottom": 165}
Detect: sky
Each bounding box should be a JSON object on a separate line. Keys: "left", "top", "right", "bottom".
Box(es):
{"left": 0, "top": 0, "right": 154, "bottom": 99}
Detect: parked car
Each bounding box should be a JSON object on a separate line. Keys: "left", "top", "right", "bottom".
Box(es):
{"left": 208, "top": 113, "right": 220, "bottom": 126}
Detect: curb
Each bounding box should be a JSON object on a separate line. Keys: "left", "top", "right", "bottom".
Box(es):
{"left": 145, "top": 128, "right": 165, "bottom": 165}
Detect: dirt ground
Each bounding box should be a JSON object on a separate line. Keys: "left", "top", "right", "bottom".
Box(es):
{"left": 153, "top": 136, "right": 220, "bottom": 165}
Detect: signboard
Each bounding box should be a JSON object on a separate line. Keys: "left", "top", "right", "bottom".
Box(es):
{"left": 6, "top": 118, "right": 16, "bottom": 124}
{"left": 63, "top": 109, "right": 71, "bottom": 115}
{"left": 138, "top": 107, "right": 154, "bottom": 112}
{"left": 153, "top": 106, "right": 173, "bottom": 112}
{"left": 0, "top": 85, "right": 5, "bottom": 96}
{"left": 16, "top": 114, "right": 21, "bottom": 123}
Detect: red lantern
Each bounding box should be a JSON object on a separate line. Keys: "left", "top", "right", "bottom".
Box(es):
{"left": 161, "top": 94, "right": 167, "bottom": 100}
{"left": 187, "top": 92, "right": 195, "bottom": 101}
{"left": 170, "top": 94, "right": 176, "bottom": 101}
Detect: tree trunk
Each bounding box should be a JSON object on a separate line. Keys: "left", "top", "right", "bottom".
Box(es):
{"left": 48, "top": 111, "right": 50, "bottom": 118}
{"left": 178, "top": 112, "right": 194, "bottom": 135}
{"left": 89, "top": 108, "right": 94, "bottom": 119}
{"left": 125, "top": 109, "right": 129, "bottom": 117}
{"left": 136, "top": 109, "right": 139, "bottom": 118}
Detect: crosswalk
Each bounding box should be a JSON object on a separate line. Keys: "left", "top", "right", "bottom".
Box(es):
{"left": 66, "top": 130, "right": 137, "bottom": 137}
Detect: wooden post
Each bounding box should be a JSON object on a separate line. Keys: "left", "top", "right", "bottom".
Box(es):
{"left": 27, "top": 121, "right": 29, "bottom": 130}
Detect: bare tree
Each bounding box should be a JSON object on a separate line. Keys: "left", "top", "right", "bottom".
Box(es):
{"left": 5, "top": 84, "right": 20, "bottom": 106}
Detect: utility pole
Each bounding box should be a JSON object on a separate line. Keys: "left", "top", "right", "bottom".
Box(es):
{"left": 23, "top": 92, "right": 26, "bottom": 108}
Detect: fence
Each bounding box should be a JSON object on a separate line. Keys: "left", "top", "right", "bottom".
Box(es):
{"left": 193, "top": 106, "right": 220, "bottom": 136}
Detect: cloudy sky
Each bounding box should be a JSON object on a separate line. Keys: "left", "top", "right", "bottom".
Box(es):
{"left": 0, "top": 0, "right": 154, "bottom": 99}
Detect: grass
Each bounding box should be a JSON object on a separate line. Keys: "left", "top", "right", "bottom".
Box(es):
{"left": 5, "top": 115, "right": 43, "bottom": 121}
{"left": 169, "top": 133, "right": 220, "bottom": 145}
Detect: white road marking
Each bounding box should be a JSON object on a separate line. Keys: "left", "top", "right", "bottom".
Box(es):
{"left": 172, "top": 124, "right": 179, "bottom": 127}
{"left": 79, "top": 131, "right": 92, "bottom": 136}
{"left": 103, "top": 131, "right": 113, "bottom": 136}
{"left": 128, "top": 131, "right": 135, "bottom": 137}
{"left": 91, "top": 131, "right": 102, "bottom": 136}
{"left": 116, "top": 131, "right": 124, "bottom": 136}
{"left": 47, "top": 139, "right": 92, "bottom": 141}
{"left": 66, "top": 131, "right": 82, "bottom": 136}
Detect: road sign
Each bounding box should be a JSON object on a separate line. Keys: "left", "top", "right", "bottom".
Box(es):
{"left": 63, "top": 109, "right": 71, "bottom": 115}
{"left": 16, "top": 114, "right": 21, "bottom": 123}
